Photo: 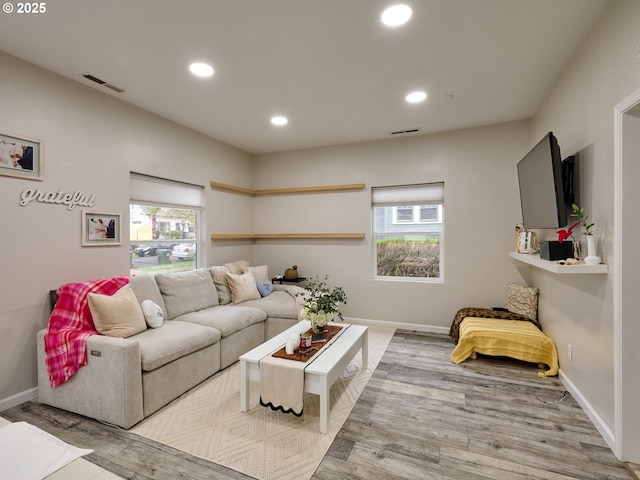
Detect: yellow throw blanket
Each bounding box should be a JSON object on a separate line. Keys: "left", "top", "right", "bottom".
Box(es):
{"left": 451, "top": 317, "right": 559, "bottom": 378}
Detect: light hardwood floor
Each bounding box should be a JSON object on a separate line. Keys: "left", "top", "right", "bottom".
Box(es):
{"left": 2, "top": 331, "right": 636, "bottom": 479}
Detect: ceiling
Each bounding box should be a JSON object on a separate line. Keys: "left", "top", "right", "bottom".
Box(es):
{"left": 0, "top": 0, "right": 610, "bottom": 154}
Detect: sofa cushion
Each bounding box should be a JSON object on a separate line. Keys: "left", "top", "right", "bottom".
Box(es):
{"left": 226, "top": 271, "right": 261, "bottom": 304}
{"left": 174, "top": 305, "right": 266, "bottom": 338}
{"left": 130, "top": 274, "right": 167, "bottom": 319}
{"left": 155, "top": 268, "right": 218, "bottom": 320}
{"left": 209, "top": 266, "right": 232, "bottom": 305}
{"left": 241, "top": 290, "right": 299, "bottom": 320}
{"left": 134, "top": 321, "right": 221, "bottom": 372}
{"left": 87, "top": 285, "right": 148, "bottom": 338}
{"left": 246, "top": 264, "right": 269, "bottom": 281}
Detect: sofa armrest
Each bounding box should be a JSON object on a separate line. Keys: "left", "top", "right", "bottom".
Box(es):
{"left": 36, "top": 330, "right": 144, "bottom": 429}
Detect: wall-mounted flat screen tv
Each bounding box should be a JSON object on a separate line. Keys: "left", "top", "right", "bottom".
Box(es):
{"left": 517, "top": 132, "right": 568, "bottom": 229}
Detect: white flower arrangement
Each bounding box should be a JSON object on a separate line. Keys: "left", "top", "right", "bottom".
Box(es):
{"left": 297, "top": 275, "right": 347, "bottom": 326}
{"left": 300, "top": 307, "right": 337, "bottom": 326}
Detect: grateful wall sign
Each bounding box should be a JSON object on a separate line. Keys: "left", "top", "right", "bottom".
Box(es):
{"left": 19, "top": 188, "right": 96, "bottom": 210}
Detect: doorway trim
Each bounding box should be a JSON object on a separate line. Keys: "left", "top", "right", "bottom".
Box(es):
{"left": 614, "top": 87, "right": 640, "bottom": 461}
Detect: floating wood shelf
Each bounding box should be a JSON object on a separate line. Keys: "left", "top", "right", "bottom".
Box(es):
{"left": 210, "top": 181, "right": 365, "bottom": 196}
{"left": 211, "top": 233, "right": 365, "bottom": 240}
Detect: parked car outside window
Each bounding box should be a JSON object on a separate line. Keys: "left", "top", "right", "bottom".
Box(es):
{"left": 172, "top": 243, "right": 196, "bottom": 259}
{"left": 134, "top": 244, "right": 172, "bottom": 257}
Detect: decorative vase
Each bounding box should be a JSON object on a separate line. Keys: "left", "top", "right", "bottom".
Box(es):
{"left": 306, "top": 310, "right": 336, "bottom": 335}
{"left": 584, "top": 235, "right": 601, "bottom": 265}
{"left": 312, "top": 321, "right": 328, "bottom": 335}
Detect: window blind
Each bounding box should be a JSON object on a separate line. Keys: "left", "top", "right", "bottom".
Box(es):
{"left": 130, "top": 173, "right": 203, "bottom": 208}
{"left": 371, "top": 182, "right": 444, "bottom": 206}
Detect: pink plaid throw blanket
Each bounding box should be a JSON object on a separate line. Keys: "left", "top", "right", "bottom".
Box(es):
{"left": 44, "top": 276, "right": 129, "bottom": 388}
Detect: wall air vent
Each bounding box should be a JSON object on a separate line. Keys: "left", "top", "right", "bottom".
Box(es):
{"left": 103, "top": 83, "right": 125, "bottom": 93}
{"left": 83, "top": 73, "right": 106, "bottom": 85}
{"left": 82, "top": 73, "right": 125, "bottom": 93}
{"left": 390, "top": 127, "right": 421, "bottom": 135}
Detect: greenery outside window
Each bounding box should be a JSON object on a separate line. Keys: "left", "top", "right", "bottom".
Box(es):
{"left": 372, "top": 183, "right": 444, "bottom": 281}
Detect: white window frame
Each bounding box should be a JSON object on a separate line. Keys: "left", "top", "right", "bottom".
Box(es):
{"left": 372, "top": 183, "right": 444, "bottom": 283}
{"left": 392, "top": 205, "right": 442, "bottom": 224}
{"left": 129, "top": 173, "right": 204, "bottom": 270}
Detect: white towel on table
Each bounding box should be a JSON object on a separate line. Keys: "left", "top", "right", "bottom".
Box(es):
{"left": 0, "top": 421, "right": 93, "bottom": 480}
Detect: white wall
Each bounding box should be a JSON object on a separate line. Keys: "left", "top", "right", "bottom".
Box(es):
{"left": 0, "top": 51, "right": 254, "bottom": 404}
{"left": 529, "top": 0, "right": 640, "bottom": 451}
{"left": 252, "top": 121, "right": 532, "bottom": 329}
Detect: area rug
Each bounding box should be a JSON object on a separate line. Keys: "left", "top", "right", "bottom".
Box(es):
{"left": 131, "top": 325, "right": 395, "bottom": 480}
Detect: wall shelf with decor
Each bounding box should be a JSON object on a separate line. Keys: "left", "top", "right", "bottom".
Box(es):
{"left": 210, "top": 181, "right": 366, "bottom": 196}
{"left": 211, "top": 233, "right": 365, "bottom": 240}
{"left": 210, "top": 181, "right": 366, "bottom": 240}
{"left": 509, "top": 252, "right": 608, "bottom": 274}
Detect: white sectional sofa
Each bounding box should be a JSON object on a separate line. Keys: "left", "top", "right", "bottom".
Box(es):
{"left": 36, "top": 261, "right": 301, "bottom": 429}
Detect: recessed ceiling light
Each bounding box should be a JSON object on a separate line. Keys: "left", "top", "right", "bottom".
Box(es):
{"left": 406, "top": 91, "right": 427, "bottom": 103}
{"left": 271, "top": 115, "right": 288, "bottom": 126}
{"left": 381, "top": 4, "right": 413, "bottom": 27}
{"left": 189, "top": 62, "right": 214, "bottom": 77}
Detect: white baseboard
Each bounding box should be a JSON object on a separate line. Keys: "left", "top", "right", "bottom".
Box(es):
{"left": 344, "top": 316, "right": 450, "bottom": 335}
{"left": 559, "top": 369, "right": 616, "bottom": 454}
{"left": 0, "top": 387, "right": 38, "bottom": 413}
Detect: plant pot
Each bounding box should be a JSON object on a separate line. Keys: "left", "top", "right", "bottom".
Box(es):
{"left": 284, "top": 268, "right": 298, "bottom": 279}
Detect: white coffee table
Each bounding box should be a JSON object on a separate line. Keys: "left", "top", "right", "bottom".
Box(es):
{"left": 239, "top": 321, "right": 368, "bottom": 433}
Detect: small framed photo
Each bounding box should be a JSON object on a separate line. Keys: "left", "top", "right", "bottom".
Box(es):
{"left": 82, "top": 211, "right": 121, "bottom": 246}
{"left": 0, "top": 132, "right": 43, "bottom": 181}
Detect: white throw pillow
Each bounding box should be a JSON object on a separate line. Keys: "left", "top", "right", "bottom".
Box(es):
{"left": 141, "top": 299, "right": 164, "bottom": 328}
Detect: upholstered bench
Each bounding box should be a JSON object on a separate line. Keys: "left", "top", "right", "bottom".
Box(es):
{"left": 450, "top": 317, "right": 559, "bottom": 378}
{"left": 449, "top": 282, "right": 558, "bottom": 378}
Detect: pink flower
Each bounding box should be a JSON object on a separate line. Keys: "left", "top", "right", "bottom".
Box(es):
{"left": 557, "top": 222, "right": 580, "bottom": 243}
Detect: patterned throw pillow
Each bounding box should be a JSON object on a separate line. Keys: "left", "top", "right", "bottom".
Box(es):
{"left": 506, "top": 282, "right": 539, "bottom": 320}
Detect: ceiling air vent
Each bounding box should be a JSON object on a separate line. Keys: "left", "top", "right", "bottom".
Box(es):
{"left": 390, "top": 127, "right": 421, "bottom": 135}
{"left": 82, "top": 73, "right": 125, "bottom": 93}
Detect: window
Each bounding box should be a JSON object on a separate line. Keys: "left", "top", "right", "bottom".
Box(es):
{"left": 393, "top": 205, "right": 442, "bottom": 224}
{"left": 129, "top": 173, "right": 203, "bottom": 275}
{"left": 372, "top": 183, "right": 444, "bottom": 281}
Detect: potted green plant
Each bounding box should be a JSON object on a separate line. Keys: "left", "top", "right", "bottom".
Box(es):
{"left": 557, "top": 204, "right": 599, "bottom": 264}
{"left": 297, "top": 276, "right": 347, "bottom": 334}
{"left": 571, "top": 204, "right": 600, "bottom": 265}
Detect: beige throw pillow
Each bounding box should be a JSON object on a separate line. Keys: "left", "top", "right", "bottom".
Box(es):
{"left": 226, "top": 271, "right": 261, "bottom": 304}
{"left": 506, "top": 282, "right": 539, "bottom": 321}
{"left": 88, "top": 284, "right": 147, "bottom": 338}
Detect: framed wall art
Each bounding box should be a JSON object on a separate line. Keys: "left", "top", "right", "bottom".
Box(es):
{"left": 0, "top": 132, "right": 43, "bottom": 181}
{"left": 82, "top": 211, "right": 121, "bottom": 246}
